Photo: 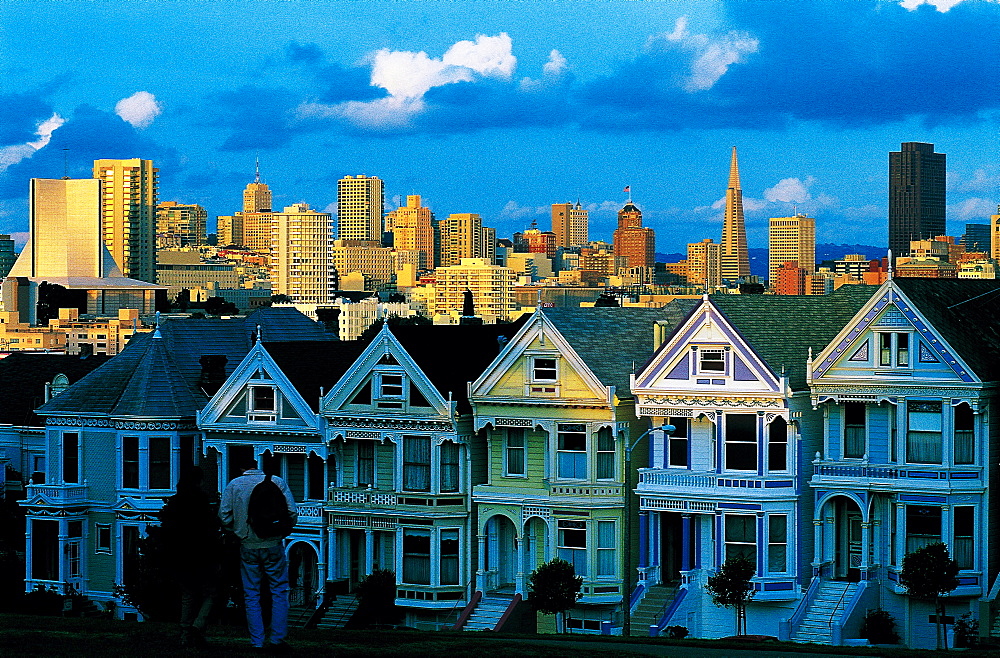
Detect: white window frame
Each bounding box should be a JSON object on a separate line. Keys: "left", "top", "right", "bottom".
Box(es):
{"left": 119, "top": 434, "right": 177, "bottom": 491}
{"left": 668, "top": 417, "right": 689, "bottom": 469}
{"left": 876, "top": 331, "right": 911, "bottom": 369}
{"left": 596, "top": 520, "right": 616, "bottom": 578}
{"left": 557, "top": 519, "right": 588, "bottom": 577}
{"left": 842, "top": 402, "right": 866, "bottom": 460}
{"left": 95, "top": 523, "right": 113, "bottom": 555}
{"left": 531, "top": 356, "right": 558, "bottom": 382}
{"left": 767, "top": 514, "right": 788, "bottom": 574}
{"left": 248, "top": 385, "right": 278, "bottom": 422}
{"left": 503, "top": 428, "right": 526, "bottom": 477}
{"left": 556, "top": 423, "right": 588, "bottom": 480}
{"left": 698, "top": 347, "right": 726, "bottom": 374}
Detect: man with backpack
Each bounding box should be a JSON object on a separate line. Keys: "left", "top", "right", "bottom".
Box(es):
{"left": 220, "top": 455, "right": 298, "bottom": 653}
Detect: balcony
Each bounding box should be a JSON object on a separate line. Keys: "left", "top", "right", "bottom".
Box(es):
{"left": 636, "top": 469, "right": 797, "bottom": 502}
{"left": 811, "top": 461, "right": 984, "bottom": 491}
{"left": 327, "top": 486, "right": 468, "bottom": 513}
{"left": 548, "top": 483, "right": 624, "bottom": 498}
{"left": 25, "top": 484, "right": 89, "bottom": 506}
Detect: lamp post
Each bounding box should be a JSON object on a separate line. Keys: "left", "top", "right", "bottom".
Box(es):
{"left": 623, "top": 422, "right": 673, "bottom": 637}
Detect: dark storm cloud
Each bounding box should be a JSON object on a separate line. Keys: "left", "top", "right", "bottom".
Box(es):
{"left": 0, "top": 93, "right": 55, "bottom": 146}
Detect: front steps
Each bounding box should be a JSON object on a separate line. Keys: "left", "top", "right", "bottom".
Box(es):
{"left": 628, "top": 584, "right": 679, "bottom": 636}
{"left": 461, "top": 594, "right": 512, "bottom": 631}
{"left": 315, "top": 594, "right": 358, "bottom": 629}
{"left": 791, "top": 580, "right": 858, "bottom": 644}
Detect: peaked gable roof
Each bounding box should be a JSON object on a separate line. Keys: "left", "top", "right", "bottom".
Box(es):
{"left": 542, "top": 302, "right": 699, "bottom": 396}
{"left": 891, "top": 278, "right": 1000, "bottom": 381}
{"left": 709, "top": 286, "right": 877, "bottom": 390}
{"left": 0, "top": 353, "right": 111, "bottom": 426}
{"left": 263, "top": 339, "right": 371, "bottom": 411}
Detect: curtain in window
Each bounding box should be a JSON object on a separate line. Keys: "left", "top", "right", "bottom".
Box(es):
{"left": 440, "top": 442, "right": 459, "bottom": 492}
{"left": 905, "top": 505, "right": 941, "bottom": 554}
{"left": 907, "top": 405, "right": 942, "bottom": 464}
{"left": 596, "top": 427, "right": 614, "bottom": 479}
{"left": 402, "top": 530, "right": 431, "bottom": 584}
{"left": 505, "top": 429, "right": 525, "bottom": 476}
{"left": 597, "top": 520, "right": 616, "bottom": 577}
{"left": 768, "top": 515, "right": 787, "bottom": 573}
{"left": 440, "top": 529, "right": 460, "bottom": 585}
{"left": 403, "top": 437, "right": 431, "bottom": 491}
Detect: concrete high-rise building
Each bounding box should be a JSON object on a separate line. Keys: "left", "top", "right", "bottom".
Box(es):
{"left": 768, "top": 214, "right": 816, "bottom": 283}
{"left": 612, "top": 203, "right": 654, "bottom": 270}
{"left": 0, "top": 234, "right": 16, "bottom": 279}
{"left": 889, "top": 142, "right": 946, "bottom": 258}
{"left": 93, "top": 158, "right": 158, "bottom": 282}
{"left": 552, "top": 201, "right": 588, "bottom": 248}
{"left": 218, "top": 167, "right": 274, "bottom": 251}
{"left": 481, "top": 226, "right": 497, "bottom": 265}
{"left": 523, "top": 229, "right": 557, "bottom": 259}
{"left": 337, "top": 175, "right": 384, "bottom": 243}
{"left": 270, "top": 203, "right": 334, "bottom": 304}
{"left": 437, "top": 213, "right": 486, "bottom": 267}
{"left": 433, "top": 258, "right": 515, "bottom": 322}
{"left": 217, "top": 214, "right": 243, "bottom": 247}
{"left": 687, "top": 238, "right": 721, "bottom": 290}
{"left": 156, "top": 201, "right": 207, "bottom": 248}
{"left": 243, "top": 164, "right": 272, "bottom": 214}
{"left": 992, "top": 207, "right": 1000, "bottom": 260}
{"left": 385, "top": 195, "right": 434, "bottom": 270}
{"left": 962, "top": 222, "right": 990, "bottom": 253}
{"left": 720, "top": 147, "right": 750, "bottom": 281}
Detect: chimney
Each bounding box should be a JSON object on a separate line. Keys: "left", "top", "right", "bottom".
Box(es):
{"left": 199, "top": 355, "right": 228, "bottom": 396}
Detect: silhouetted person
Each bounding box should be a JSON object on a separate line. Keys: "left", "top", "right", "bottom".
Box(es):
{"left": 159, "top": 465, "right": 222, "bottom": 648}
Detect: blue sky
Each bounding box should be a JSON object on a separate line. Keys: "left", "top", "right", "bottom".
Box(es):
{"left": 1, "top": 0, "right": 998, "bottom": 252}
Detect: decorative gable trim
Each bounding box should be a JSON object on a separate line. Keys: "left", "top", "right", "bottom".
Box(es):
{"left": 811, "top": 283, "right": 978, "bottom": 384}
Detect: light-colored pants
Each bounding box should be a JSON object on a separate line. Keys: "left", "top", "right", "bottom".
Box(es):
{"left": 240, "top": 544, "right": 290, "bottom": 647}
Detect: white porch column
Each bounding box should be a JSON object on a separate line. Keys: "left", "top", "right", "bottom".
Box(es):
{"left": 812, "top": 519, "right": 823, "bottom": 569}
{"left": 860, "top": 521, "right": 871, "bottom": 578}
{"left": 515, "top": 533, "right": 525, "bottom": 595}
{"left": 327, "top": 527, "right": 338, "bottom": 580}
{"left": 476, "top": 532, "right": 487, "bottom": 592}
{"left": 940, "top": 505, "right": 950, "bottom": 551}
{"left": 894, "top": 503, "right": 906, "bottom": 568}
{"left": 364, "top": 529, "right": 374, "bottom": 576}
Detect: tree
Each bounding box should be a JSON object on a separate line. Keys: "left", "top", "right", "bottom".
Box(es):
{"left": 173, "top": 288, "right": 190, "bottom": 312}
{"left": 528, "top": 558, "right": 582, "bottom": 633}
{"left": 270, "top": 294, "right": 293, "bottom": 304}
{"left": 593, "top": 291, "right": 620, "bottom": 307}
{"left": 350, "top": 568, "right": 402, "bottom": 629}
{"left": 204, "top": 296, "right": 238, "bottom": 316}
{"left": 704, "top": 556, "right": 755, "bottom": 636}
{"left": 900, "top": 542, "right": 959, "bottom": 650}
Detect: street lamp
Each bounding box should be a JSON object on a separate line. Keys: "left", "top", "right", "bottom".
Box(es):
{"left": 623, "top": 422, "right": 673, "bottom": 637}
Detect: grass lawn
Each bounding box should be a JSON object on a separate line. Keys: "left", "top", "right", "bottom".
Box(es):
{"left": 0, "top": 613, "right": 995, "bottom": 657}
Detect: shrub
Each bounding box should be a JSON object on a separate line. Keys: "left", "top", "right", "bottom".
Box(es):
{"left": 859, "top": 608, "right": 899, "bottom": 645}
{"left": 953, "top": 613, "right": 979, "bottom": 648}
{"left": 664, "top": 625, "right": 689, "bottom": 639}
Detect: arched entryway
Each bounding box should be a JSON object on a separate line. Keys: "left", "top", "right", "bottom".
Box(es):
{"left": 483, "top": 514, "right": 518, "bottom": 592}
{"left": 522, "top": 516, "right": 549, "bottom": 577}
{"left": 816, "top": 494, "right": 866, "bottom": 582}
{"left": 288, "top": 542, "right": 319, "bottom": 606}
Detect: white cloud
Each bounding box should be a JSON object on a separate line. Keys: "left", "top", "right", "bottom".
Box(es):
{"left": 951, "top": 197, "right": 998, "bottom": 221}
{"left": 764, "top": 177, "right": 814, "bottom": 204}
{"left": 0, "top": 112, "right": 65, "bottom": 173}
{"left": 655, "top": 16, "right": 759, "bottom": 92}
{"left": 585, "top": 200, "right": 627, "bottom": 214}
{"left": 951, "top": 168, "right": 1000, "bottom": 193}
{"left": 899, "top": 0, "right": 970, "bottom": 12}
{"left": 115, "top": 91, "right": 162, "bottom": 128}
{"left": 301, "top": 33, "right": 516, "bottom": 128}
{"left": 499, "top": 200, "right": 548, "bottom": 220}
{"left": 543, "top": 50, "right": 568, "bottom": 77}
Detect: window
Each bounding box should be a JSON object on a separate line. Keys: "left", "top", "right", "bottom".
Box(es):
{"left": 878, "top": 332, "right": 910, "bottom": 368}
{"left": 724, "top": 414, "right": 757, "bottom": 471}
{"left": 95, "top": 523, "right": 112, "bottom": 554}
{"left": 504, "top": 429, "right": 525, "bottom": 476}
{"left": 597, "top": 520, "right": 616, "bottom": 577}
{"left": 402, "top": 529, "right": 431, "bottom": 584}
{"left": 67, "top": 521, "right": 83, "bottom": 578}
{"left": 724, "top": 515, "right": 756, "bottom": 567}
{"left": 596, "top": 427, "right": 615, "bottom": 480}
{"left": 307, "top": 454, "right": 325, "bottom": 500}
{"left": 62, "top": 432, "right": 79, "bottom": 484}
{"left": 699, "top": 348, "right": 725, "bottom": 373}
{"left": 532, "top": 357, "right": 557, "bottom": 381}
{"left": 557, "top": 424, "right": 587, "bottom": 479}
{"left": 557, "top": 520, "right": 587, "bottom": 576}
{"left": 440, "top": 442, "right": 460, "bottom": 492}
{"left": 954, "top": 403, "right": 974, "bottom": 465}
{"left": 907, "top": 401, "right": 942, "bottom": 464}
{"left": 250, "top": 386, "right": 275, "bottom": 412}
{"left": 357, "top": 442, "right": 374, "bottom": 487}
{"left": 122, "top": 436, "right": 140, "bottom": 489}
{"left": 668, "top": 418, "right": 689, "bottom": 468}
{"left": 954, "top": 506, "right": 974, "bottom": 570}
{"left": 905, "top": 505, "right": 941, "bottom": 554}
{"left": 148, "top": 437, "right": 171, "bottom": 490}
{"left": 379, "top": 374, "right": 404, "bottom": 398}
{"left": 403, "top": 436, "right": 431, "bottom": 491}
{"left": 844, "top": 403, "right": 866, "bottom": 459}
{"left": 768, "top": 515, "right": 787, "bottom": 573}
{"left": 768, "top": 417, "right": 788, "bottom": 471}
{"left": 31, "top": 519, "right": 58, "bottom": 581}
{"left": 440, "top": 529, "right": 460, "bottom": 585}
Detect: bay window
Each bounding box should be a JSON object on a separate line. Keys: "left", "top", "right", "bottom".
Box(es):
{"left": 402, "top": 436, "right": 431, "bottom": 491}
{"left": 62, "top": 432, "right": 79, "bottom": 484}
{"left": 440, "top": 441, "right": 460, "bottom": 492}
{"left": 668, "top": 417, "right": 689, "bottom": 468}
{"left": 557, "top": 424, "right": 587, "bottom": 479}
{"left": 906, "top": 401, "right": 942, "bottom": 464}
{"left": 557, "top": 520, "right": 587, "bottom": 576}
{"left": 954, "top": 506, "right": 974, "bottom": 570}
{"left": 724, "top": 514, "right": 756, "bottom": 567}
{"left": 596, "top": 427, "right": 615, "bottom": 480}
{"left": 597, "top": 520, "right": 616, "bottom": 577}
{"left": 357, "top": 442, "right": 374, "bottom": 487}
{"left": 768, "top": 515, "right": 787, "bottom": 573}
{"left": 402, "top": 529, "right": 431, "bottom": 584}
{"left": 768, "top": 417, "right": 788, "bottom": 471}
{"left": 905, "top": 505, "right": 941, "bottom": 554}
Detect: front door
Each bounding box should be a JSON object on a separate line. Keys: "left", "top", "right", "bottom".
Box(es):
{"left": 349, "top": 530, "right": 363, "bottom": 590}
{"left": 660, "top": 512, "right": 683, "bottom": 583}
{"left": 846, "top": 512, "right": 862, "bottom": 582}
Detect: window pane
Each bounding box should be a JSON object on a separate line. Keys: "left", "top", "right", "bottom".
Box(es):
{"left": 123, "top": 436, "right": 139, "bottom": 489}
{"left": 844, "top": 403, "right": 865, "bottom": 459}
{"left": 700, "top": 349, "right": 724, "bottom": 372}
{"left": 357, "top": 442, "right": 374, "bottom": 487}
{"left": 441, "top": 442, "right": 459, "bottom": 492}
{"left": 906, "top": 506, "right": 942, "bottom": 553}
{"left": 669, "top": 437, "right": 689, "bottom": 467}
{"left": 403, "top": 437, "right": 431, "bottom": 491}
{"left": 381, "top": 374, "right": 403, "bottom": 398}
{"left": 725, "top": 515, "right": 755, "bottom": 543}
{"left": 768, "top": 417, "right": 787, "bottom": 471}
{"left": 533, "top": 358, "right": 557, "bottom": 380}
{"left": 440, "top": 529, "right": 460, "bottom": 585}
{"left": 252, "top": 387, "right": 275, "bottom": 411}
{"left": 505, "top": 429, "right": 525, "bottom": 476}
{"left": 148, "top": 437, "right": 171, "bottom": 490}
{"left": 668, "top": 417, "right": 689, "bottom": 439}
{"left": 402, "top": 529, "right": 431, "bottom": 584}
{"left": 62, "top": 433, "right": 79, "bottom": 484}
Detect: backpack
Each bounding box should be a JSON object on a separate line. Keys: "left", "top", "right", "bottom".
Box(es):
{"left": 247, "top": 474, "right": 295, "bottom": 539}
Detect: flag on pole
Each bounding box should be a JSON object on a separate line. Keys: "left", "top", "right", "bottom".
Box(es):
{"left": 623, "top": 185, "right": 630, "bottom": 193}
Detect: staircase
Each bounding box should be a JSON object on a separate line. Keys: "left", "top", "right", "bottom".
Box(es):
{"left": 990, "top": 609, "right": 1000, "bottom": 638}
{"left": 461, "top": 594, "right": 512, "bottom": 631}
{"left": 628, "top": 584, "right": 679, "bottom": 636}
{"left": 791, "top": 580, "right": 858, "bottom": 645}
{"left": 314, "top": 594, "right": 358, "bottom": 630}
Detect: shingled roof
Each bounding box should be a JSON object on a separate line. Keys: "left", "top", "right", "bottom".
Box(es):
{"left": 37, "top": 308, "right": 330, "bottom": 418}
{"left": 710, "top": 286, "right": 877, "bottom": 391}
{"left": 0, "top": 353, "right": 111, "bottom": 426}
{"left": 543, "top": 301, "right": 700, "bottom": 398}
{"left": 264, "top": 340, "right": 372, "bottom": 411}
{"left": 892, "top": 278, "right": 1000, "bottom": 381}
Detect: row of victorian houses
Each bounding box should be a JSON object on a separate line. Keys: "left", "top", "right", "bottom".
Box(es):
{"left": 1, "top": 279, "right": 998, "bottom": 648}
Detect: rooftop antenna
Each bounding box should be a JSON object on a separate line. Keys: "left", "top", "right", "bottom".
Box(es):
{"left": 887, "top": 249, "right": 893, "bottom": 281}
{"left": 254, "top": 156, "right": 261, "bottom": 184}
{"left": 792, "top": 203, "right": 798, "bottom": 216}
{"left": 625, "top": 184, "right": 633, "bottom": 204}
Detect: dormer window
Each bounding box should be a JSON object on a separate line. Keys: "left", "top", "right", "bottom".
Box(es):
{"left": 249, "top": 386, "right": 276, "bottom": 422}
{"left": 376, "top": 372, "right": 405, "bottom": 408}
{"left": 877, "top": 332, "right": 910, "bottom": 368}
{"left": 532, "top": 357, "right": 558, "bottom": 382}
{"left": 699, "top": 349, "right": 725, "bottom": 373}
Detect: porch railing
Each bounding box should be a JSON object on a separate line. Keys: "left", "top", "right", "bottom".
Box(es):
{"left": 25, "top": 483, "right": 89, "bottom": 505}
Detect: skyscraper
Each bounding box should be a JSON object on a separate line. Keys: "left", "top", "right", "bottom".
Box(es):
{"left": 687, "top": 238, "right": 721, "bottom": 290}
{"left": 889, "top": 142, "right": 946, "bottom": 258}
{"left": 156, "top": 201, "right": 207, "bottom": 248}
{"left": 93, "top": 158, "right": 158, "bottom": 282}
{"left": 386, "top": 195, "right": 434, "bottom": 270}
{"left": 337, "top": 175, "right": 384, "bottom": 243}
{"left": 720, "top": 147, "right": 750, "bottom": 281}
{"left": 551, "top": 201, "right": 588, "bottom": 249}
{"left": 270, "top": 203, "right": 334, "bottom": 304}
{"left": 436, "top": 213, "right": 486, "bottom": 267}
{"left": 768, "top": 214, "right": 816, "bottom": 283}
{"left": 612, "top": 203, "right": 654, "bottom": 270}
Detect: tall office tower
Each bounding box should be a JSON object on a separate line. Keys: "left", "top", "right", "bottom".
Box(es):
{"left": 270, "top": 203, "right": 334, "bottom": 304}
{"left": 433, "top": 258, "right": 515, "bottom": 322}
{"left": 156, "top": 201, "right": 207, "bottom": 248}
{"left": 217, "top": 214, "right": 243, "bottom": 247}
{"left": 612, "top": 203, "right": 655, "bottom": 269}
{"left": 0, "top": 234, "right": 16, "bottom": 278}
{"left": 889, "top": 142, "right": 946, "bottom": 258}
{"left": 481, "top": 226, "right": 497, "bottom": 265}
{"left": 93, "top": 158, "right": 158, "bottom": 282}
{"left": 961, "top": 223, "right": 990, "bottom": 253}
{"left": 551, "top": 201, "right": 588, "bottom": 248}
{"left": 436, "top": 213, "right": 485, "bottom": 267}
{"left": 337, "top": 175, "right": 384, "bottom": 243}
{"left": 768, "top": 214, "right": 816, "bottom": 283}
{"left": 243, "top": 163, "right": 272, "bottom": 213}
{"left": 720, "top": 147, "right": 751, "bottom": 281}
{"left": 386, "top": 195, "right": 434, "bottom": 269}
{"left": 523, "top": 229, "right": 557, "bottom": 258}
{"left": 992, "top": 207, "right": 1000, "bottom": 260}
{"left": 687, "top": 238, "right": 721, "bottom": 290}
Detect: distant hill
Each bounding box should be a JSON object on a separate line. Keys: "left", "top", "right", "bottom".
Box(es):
{"left": 656, "top": 244, "right": 886, "bottom": 280}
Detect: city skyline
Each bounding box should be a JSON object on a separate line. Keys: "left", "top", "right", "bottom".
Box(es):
{"left": 1, "top": 0, "right": 998, "bottom": 252}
